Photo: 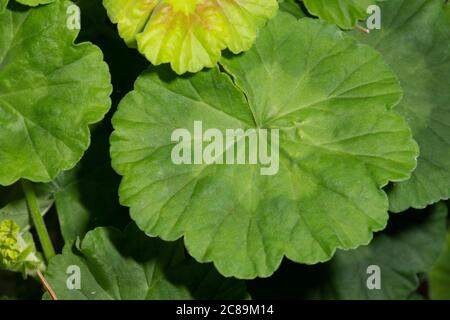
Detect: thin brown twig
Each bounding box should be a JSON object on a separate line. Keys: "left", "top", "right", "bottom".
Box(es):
{"left": 37, "top": 270, "right": 58, "bottom": 300}
{"left": 355, "top": 24, "right": 371, "bottom": 34}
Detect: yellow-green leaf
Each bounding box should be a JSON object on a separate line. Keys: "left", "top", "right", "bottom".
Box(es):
{"left": 103, "top": 0, "right": 278, "bottom": 74}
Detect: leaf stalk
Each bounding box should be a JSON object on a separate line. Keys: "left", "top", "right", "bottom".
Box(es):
{"left": 21, "top": 180, "right": 55, "bottom": 261}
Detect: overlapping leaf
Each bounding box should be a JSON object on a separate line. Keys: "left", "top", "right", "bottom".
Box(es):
{"left": 102, "top": 0, "right": 278, "bottom": 74}
{"left": 249, "top": 203, "right": 448, "bottom": 299}
{"left": 0, "top": 0, "right": 112, "bottom": 185}
{"left": 352, "top": 0, "right": 450, "bottom": 211}
{"left": 303, "top": 0, "right": 379, "bottom": 29}
{"left": 43, "top": 224, "right": 247, "bottom": 300}
{"left": 111, "top": 13, "right": 418, "bottom": 279}
{"left": 278, "top": 0, "right": 305, "bottom": 18}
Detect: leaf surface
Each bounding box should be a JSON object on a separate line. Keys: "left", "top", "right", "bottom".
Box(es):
{"left": 111, "top": 13, "right": 418, "bottom": 278}
{"left": 0, "top": 0, "right": 7, "bottom": 12}
{"left": 0, "top": 1, "right": 112, "bottom": 185}
{"left": 303, "top": 0, "right": 377, "bottom": 29}
{"left": 43, "top": 224, "right": 248, "bottom": 300}
{"left": 102, "top": 0, "right": 278, "bottom": 74}
{"left": 352, "top": 0, "right": 450, "bottom": 211}
{"left": 278, "top": 0, "right": 305, "bottom": 18}
{"left": 249, "top": 203, "right": 448, "bottom": 299}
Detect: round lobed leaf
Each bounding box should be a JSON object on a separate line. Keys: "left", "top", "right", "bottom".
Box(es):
{"left": 0, "top": 0, "right": 112, "bottom": 185}
{"left": 352, "top": 0, "right": 450, "bottom": 212}
{"left": 102, "top": 0, "right": 278, "bottom": 74}
{"left": 110, "top": 13, "right": 418, "bottom": 279}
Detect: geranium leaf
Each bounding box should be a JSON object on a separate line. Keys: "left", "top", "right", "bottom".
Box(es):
{"left": 352, "top": 0, "right": 450, "bottom": 212}
{"left": 43, "top": 224, "right": 248, "bottom": 300}
{"left": 102, "top": 0, "right": 278, "bottom": 74}
{"left": 248, "top": 202, "right": 448, "bottom": 299}
{"left": 110, "top": 13, "right": 418, "bottom": 279}
{"left": 278, "top": 0, "right": 305, "bottom": 18}
{"left": 303, "top": 0, "right": 378, "bottom": 29}
{"left": 0, "top": 0, "right": 112, "bottom": 186}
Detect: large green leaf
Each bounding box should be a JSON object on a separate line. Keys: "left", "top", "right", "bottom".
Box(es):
{"left": 303, "top": 0, "right": 378, "bottom": 29}
{"left": 0, "top": 0, "right": 112, "bottom": 186}
{"left": 43, "top": 224, "right": 248, "bottom": 300}
{"left": 249, "top": 203, "right": 448, "bottom": 299}
{"left": 429, "top": 228, "right": 450, "bottom": 300}
{"left": 102, "top": 0, "right": 278, "bottom": 74}
{"left": 352, "top": 0, "right": 450, "bottom": 212}
{"left": 111, "top": 13, "right": 418, "bottom": 279}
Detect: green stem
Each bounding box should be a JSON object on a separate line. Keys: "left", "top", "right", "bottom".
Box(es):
{"left": 21, "top": 180, "right": 55, "bottom": 261}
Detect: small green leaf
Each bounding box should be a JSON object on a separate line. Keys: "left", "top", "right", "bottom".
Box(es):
{"left": 111, "top": 13, "right": 418, "bottom": 279}
{"left": 0, "top": 1, "right": 112, "bottom": 186}
{"left": 352, "top": 0, "right": 450, "bottom": 212}
{"left": 248, "top": 203, "right": 448, "bottom": 299}
{"left": 303, "top": 0, "right": 378, "bottom": 29}
{"left": 43, "top": 224, "right": 248, "bottom": 300}
{"left": 102, "top": 0, "right": 278, "bottom": 74}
